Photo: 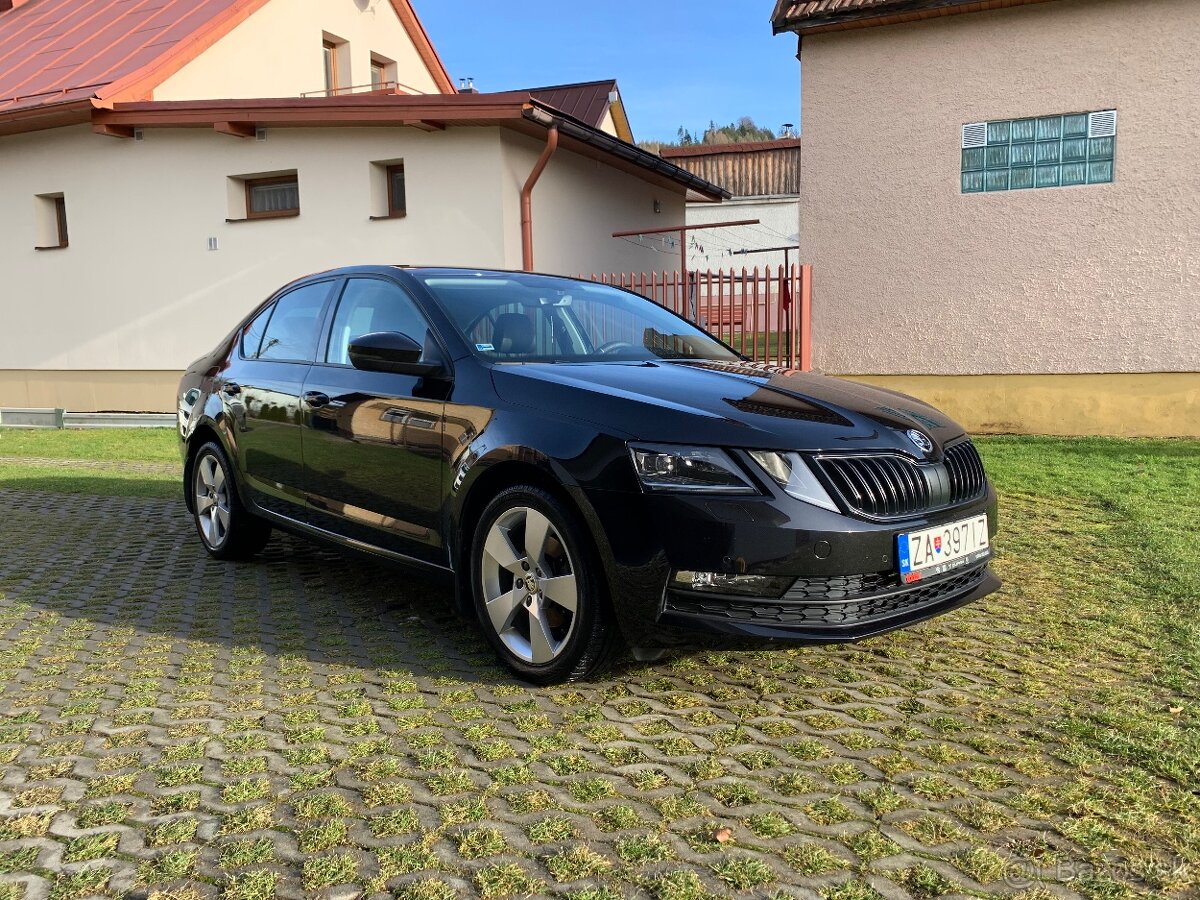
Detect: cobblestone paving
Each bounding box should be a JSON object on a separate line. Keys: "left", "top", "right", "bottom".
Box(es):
{"left": 0, "top": 458, "right": 180, "bottom": 476}
{"left": 0, "top": 489, "right": 1194, "bottom": 900}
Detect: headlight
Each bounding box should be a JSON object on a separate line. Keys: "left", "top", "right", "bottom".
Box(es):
{"left": 749, "top": 450, "right": 839, "bottom": 511}
{"left": 629, "top": 444, "right": 755, "bottom": 493}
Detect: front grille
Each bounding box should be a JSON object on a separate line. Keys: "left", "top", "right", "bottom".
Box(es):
{"left": 664, "top": 562, "right": 989, "bottom": 629}
{"left": 814, "top": 453, "right": 930, "bottom": 518}
{"left": 813, "top": 439, "right": 987, "bottom": 519}
{"left": 943, "top": 440, "right": 987, "bottom": 507}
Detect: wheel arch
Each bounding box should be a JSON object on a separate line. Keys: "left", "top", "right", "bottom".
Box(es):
{"left": 449, "top": 456, "right": 613, "bottom": 618}
{"left": 182, "top": 417, "right": 242, "bottom": 514}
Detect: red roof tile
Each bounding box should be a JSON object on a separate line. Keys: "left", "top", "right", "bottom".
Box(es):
{"left": 772, "top": 0, "right": 1063, "bottom": 34}
{"left": 0, "top": 0, "right": 257, "bottom": 113}
{"left": 527, "top": 80, "right": 615, "bottom": 129}
{"left": 0, "top": 0, "right": 454, "bottom": 116}
{"left": 524, "top": 79, "right": 632, "bottom": 142}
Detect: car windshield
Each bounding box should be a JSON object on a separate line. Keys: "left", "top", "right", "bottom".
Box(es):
{"left": 412, "top": 271, "right": 741, "bottom": 364}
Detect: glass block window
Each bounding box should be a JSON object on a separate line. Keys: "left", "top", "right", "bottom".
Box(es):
{"left": 961, "top": 110, "right": 1116, "bottom": 193}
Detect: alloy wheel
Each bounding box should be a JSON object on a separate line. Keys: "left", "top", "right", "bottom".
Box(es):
{"left": 194, "top": 452, "right": 231, "bottom": 549}
{"left": 479, "top": 506, "right": 579, "bottom": 664}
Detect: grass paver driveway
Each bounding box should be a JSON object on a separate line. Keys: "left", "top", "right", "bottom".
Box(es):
{"left": 0, "top": 429, "right": 1196, "bottom": 900}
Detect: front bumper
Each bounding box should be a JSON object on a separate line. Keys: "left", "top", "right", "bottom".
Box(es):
{"left": 584, "top": 481, "right": 1001, "bottom": 648}
{"left": 659, "top": 560, "right": 999, "bottom": 642}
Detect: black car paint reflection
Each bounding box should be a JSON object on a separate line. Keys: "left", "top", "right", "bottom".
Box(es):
{"left": 178, "top": 266, "right": 999, "bottom": 666}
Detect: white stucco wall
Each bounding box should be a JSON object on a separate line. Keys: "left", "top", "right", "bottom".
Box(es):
{"left": 498, "top": 130, "right": 687, "bottom": 278}
{"left": 0, "top": 123, "right": 679, "bottom": 377}
{"left": 155, "top": 0, "right": 443, "bottom": 100}
{"left": 684, "top": 196, "right": 800, "bottom": 273}
{"left": 800, "top": 0, "right": 1200, "bottom": 375}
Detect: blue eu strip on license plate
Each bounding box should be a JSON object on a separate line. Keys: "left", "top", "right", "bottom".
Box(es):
{"left": 897, "top": 533, "right": 913, "bottom": 574}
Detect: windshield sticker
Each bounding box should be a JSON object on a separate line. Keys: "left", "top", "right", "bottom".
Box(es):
{"left": 475, "top": 343, "right": 495, "bottom": 352}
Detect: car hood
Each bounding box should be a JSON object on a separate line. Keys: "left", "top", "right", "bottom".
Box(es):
{"left": 490, "top": 359, "right": 967, "bottom": 454}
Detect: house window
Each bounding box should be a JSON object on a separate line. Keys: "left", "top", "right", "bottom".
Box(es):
{"left": 369, "top": 160, "right": 406, "bottom": 219}
{"left": 323, "top": 40, "right": 339, "bottom": 95}
{"left": 246, "top": 174, "right": 299, "bottom": 219}
{"left": 34, "top": 193, "right": 68, "bottom": 249}
{"left": 961, "top": 109, "right": 1116, "bottom": 193}
{"left": 370, "top": 53, "right": 395, "bottom": 90}
{"left": 387, "top": 164, "right": 406, "bottom": 217}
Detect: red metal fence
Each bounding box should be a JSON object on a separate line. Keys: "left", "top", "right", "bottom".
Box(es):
{"left": 585, "top": 264, "right": 812, "bottom": 369}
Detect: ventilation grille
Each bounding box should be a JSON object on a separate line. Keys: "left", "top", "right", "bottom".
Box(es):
{"left": 943, "top": 440, "right": 988, "bottom": 508}
{"left": 813, "top": 440, "right": 989, "bottom": 520}
{"left": 961, "top": 122, "right": 987, "bottom": 148}
{"left": 664, "top": 562, "right": 990, "bottom": 630}
{"left": 1088, "top": 110, "right": 1117, "bottom": 137}
{"left": 814, "top": 454, "right": 931, "bottom": 519}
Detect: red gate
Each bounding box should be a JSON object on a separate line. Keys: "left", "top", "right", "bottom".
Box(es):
{"left": 584, "top": 264, "right": 812, "bottom": 370}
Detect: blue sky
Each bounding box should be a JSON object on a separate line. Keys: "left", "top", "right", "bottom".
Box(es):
{"left": 412, "top": 2, "right": 801, "bottom": 144}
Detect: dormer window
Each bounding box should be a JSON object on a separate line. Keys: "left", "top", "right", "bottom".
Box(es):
{"left": 370, "top": 53, "right": 395, "bottom": 91}
{"left": 323, "top": 40, "right": 338, "bottom": 95}
{"left": 321, "top": 34, "right": 348, "bottom": 96}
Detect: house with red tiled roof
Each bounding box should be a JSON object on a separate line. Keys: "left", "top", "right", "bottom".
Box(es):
{"left": 770, "top": 0, "right": 1199, "bottom": 437}
{"left": 0, "top": 0, "right": 726, "bottom": 411}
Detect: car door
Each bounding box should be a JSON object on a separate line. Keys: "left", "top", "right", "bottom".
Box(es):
{"left": 223, "top": 279, "right": 335, "bottom": 518}
{"left": 300, "top": 276, "right": 449, "bottom": 565}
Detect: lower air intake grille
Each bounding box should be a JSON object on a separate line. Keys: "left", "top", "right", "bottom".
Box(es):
{"left": 664, "top": 562, "right": 989, "bottom": 629}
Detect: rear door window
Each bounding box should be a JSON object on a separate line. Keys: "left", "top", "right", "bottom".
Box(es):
{"left": 253, "top": 281, "right": 331, "bottom": 362}
{"left": 241, "top": 304, "right": 275, "bottom": 359}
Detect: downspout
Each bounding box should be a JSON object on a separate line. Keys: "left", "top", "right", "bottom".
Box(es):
{"left": 520, "top": 123, "right": 558, "bottom": 272}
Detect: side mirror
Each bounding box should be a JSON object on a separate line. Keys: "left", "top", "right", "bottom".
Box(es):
{"left": 348, "top": 331, "right": 442, "bottom": 376}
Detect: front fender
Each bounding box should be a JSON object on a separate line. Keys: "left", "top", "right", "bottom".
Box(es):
{"left": 445, "top": 408, "right": 636, "bottom": 604}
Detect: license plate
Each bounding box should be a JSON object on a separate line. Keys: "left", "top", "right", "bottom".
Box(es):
{"left": 897, "top": 514, "right": 990, "bottom": 582}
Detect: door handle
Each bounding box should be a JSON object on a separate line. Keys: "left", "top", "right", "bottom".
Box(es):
{"left": 222, "top": 382, "right": 241, "bottom": 396}
{"left": 304, "top": 391, "right": 330, "bottom": 409}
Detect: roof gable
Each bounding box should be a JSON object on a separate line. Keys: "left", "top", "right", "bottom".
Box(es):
{"left": 526, "top": 79, "right": 634, "bottom": 142}
{"left": 0, "top": 0, "right": 453, "bottom": 117}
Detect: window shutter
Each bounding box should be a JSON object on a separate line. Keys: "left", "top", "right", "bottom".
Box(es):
{"left": 961, "top": 122, "right": 987, "bottom": 148}
{"left": 1088, "top": 110, "right": 1117, "bottom": 137}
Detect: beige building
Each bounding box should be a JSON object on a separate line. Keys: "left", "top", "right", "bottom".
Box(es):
{"left": 0, "top": 0, "right": 724, "bottom": 412}
{"left": 773, "top": 0, "right": 1199, "bottom": 436}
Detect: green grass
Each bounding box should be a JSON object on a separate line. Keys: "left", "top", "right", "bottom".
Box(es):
{"left": 0, "top": 426, "right": 177, "bottom": 462}
{"left": 0, "top": 427, "right": 178, "bottom": 497}
{"left": 976, "top": 437, "right": 1200, "bottom": 700}
{"left": 720, "top": 330, "right": 786, "bottom": 363}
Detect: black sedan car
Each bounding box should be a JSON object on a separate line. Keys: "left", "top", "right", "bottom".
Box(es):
{"left": 178, "top": 266, "right": 999, "bottom": 683}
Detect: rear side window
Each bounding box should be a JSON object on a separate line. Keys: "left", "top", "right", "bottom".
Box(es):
{"left": 249, "top": 281, "right": 330, "bottom": 362}
{"left": 241, "top": 304, "right": 274, "bottom": 358}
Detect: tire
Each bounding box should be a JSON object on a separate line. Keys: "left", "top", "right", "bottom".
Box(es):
{"left": 190, "top": 440, "right": 271, "bottom": 560}
{"left": 470, "top": 485, "right": 621, "bottom": 684}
